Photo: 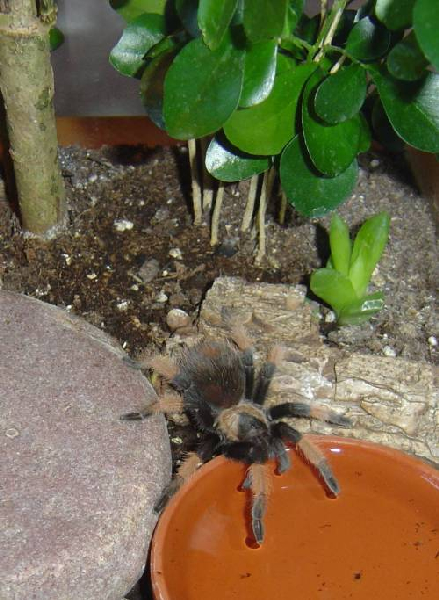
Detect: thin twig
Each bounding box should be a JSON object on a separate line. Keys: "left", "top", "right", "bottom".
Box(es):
{"left": 314, "top": 0, "right": 347, "bottom": 62}
{"left": 188, "top": 138, "right": 202, "bottom": 225}
{"left": 241, "top": 173, "right": 260, "bottom": 232}
{"left": 255, "top": 168, "right": 275, "bottom": 263}
{"left": 200, "top": 137, "right": 215, "bottom": 211}
{"left": 210, "top": 182, "right": 225, "bottom": 246}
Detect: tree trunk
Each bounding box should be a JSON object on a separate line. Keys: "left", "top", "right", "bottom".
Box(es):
{"left": 0, "top": 0, "right": 65, "bottom": 235}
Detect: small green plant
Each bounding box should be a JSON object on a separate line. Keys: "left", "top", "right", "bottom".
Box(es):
{"left": 310, "top": 212, "right": 390, "bottom": 325}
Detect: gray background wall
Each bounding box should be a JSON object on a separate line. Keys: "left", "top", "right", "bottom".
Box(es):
{"left": 52, "top": 0, "right": 145, "bottom": 116}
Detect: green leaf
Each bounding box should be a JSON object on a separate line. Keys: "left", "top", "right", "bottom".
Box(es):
{"left": 198, "top": 0, "right": 237, "bottom": 50}
{"left": 163, "top": 34, "right": 244, "bottom": 139}
{"left": 110, "top": 0, "right": 166, "bottom": 21}
{"left": 205, "top": 136, "right": 270, "bottom": 181}
{"left": 224, "top": 58, "right": 315, "bottom": 155}
{"left": 140, "top": 46, "right": 176, "bottom": 129}
{"left": 346, "top": 16, "right": 391, "bottom": 60}
{"left": 337, "top": 292, "right": 384, "bottom": 326}
{"left": 413, "top": 0, "right": 439, "bottom": 70}
{"left": 243, "top": 0, "right": 288, "bottom": 42}
{"left": 358, "top": 112, "right": 372, "bottom": 152}
{"left": 49, "top": 27, "right": 64, "bottom": 51}
{"left": 176, "top": 0, "right": 201, "bottom": 37}
{"left": 369, "top": 66, "right": 439, "bottom": 152}
{"left": 280, "top": 136, "right": 358, "bottom": 217}
{"left": 330, "top": 214, "right": 351, "bottom": 277}
{"left": 310, "top": 268, "right": 358, "bottom": 312}
{"left": 375, "top": 0, "right": 415, "bottom": 30}
{"left": 387, "top": 32, "right": 428, "bottom": 81}
{"left": 109, "top": 13, "right": 166, "bottom": 77}
{"left": 239, "top": 40, "right": 278, "bottom": 108}
{"left": 371, "top": 98, "right": 404, "bottom": 152}
{"left": 302, "top": 69, "right": 361, "bottom": 176}
{"left": 314, "top": 65, "right": 368, "bottom": 124}
{"left": 349, "top": 211, "right": 390, "bottom": 298}
{"left": 281, "top": 1, "right": 303, "bottom": 37}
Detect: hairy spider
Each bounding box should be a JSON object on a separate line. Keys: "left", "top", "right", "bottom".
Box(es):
{"left": 121, "top": 328, "right": 351, "bottom": 544}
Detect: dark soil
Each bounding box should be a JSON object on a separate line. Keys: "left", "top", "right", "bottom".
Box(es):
{"left": 1, "top": 145, "right": 437, "bottom": 361}
{"left": 0, "top": 144, "right": 437, "bottom": 599}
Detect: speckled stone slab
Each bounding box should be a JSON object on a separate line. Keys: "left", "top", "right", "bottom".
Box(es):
{"left": 0, "top": 291, "right": 171, "bottom": 600}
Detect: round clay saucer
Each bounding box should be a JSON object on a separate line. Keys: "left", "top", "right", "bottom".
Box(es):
{"left": 151, "top": 436, "right": 439, "bottom": 600}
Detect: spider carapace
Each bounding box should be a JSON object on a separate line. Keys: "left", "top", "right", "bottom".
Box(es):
{"left": 121, "top": 327, "right": 351, "bottom": 544}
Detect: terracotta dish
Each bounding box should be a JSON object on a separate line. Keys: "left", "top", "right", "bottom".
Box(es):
{"left": 151, "top": 436, "right": 439, "bottom": 600}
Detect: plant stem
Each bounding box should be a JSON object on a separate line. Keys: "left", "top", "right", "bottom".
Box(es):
{"left": 200, "top": 137, "right": 215, "bottom": 211}
{"left": 255, "top": 168, "right": 275, "bottom": 263}
{"left": 210, "top": 182, "right": 225, "bottom": 246}
{"left": 188, "top": 138, "right": 202, "bottom": 225}
{"left": 0, "top": 0, "right": 65, "bottom": 235}
{"left": 330, "top": 53, "right": 346, "bottom": 74}
{"left": 241, "top": 173, "right": 259, "bottom": 232}
{"left": 279, "top": 191, "right": 288, "bottom": 225}
{"left": 314, "top": 0, "right": 347, "bottom": 62}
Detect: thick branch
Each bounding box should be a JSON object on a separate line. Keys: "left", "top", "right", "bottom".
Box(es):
{"left": 0, "top": 1, "right": 65, "bottom": 235}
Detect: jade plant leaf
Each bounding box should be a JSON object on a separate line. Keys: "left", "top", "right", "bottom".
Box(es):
{"left": 205, "top": 136, "right": 270, "bottom": 181}
{"left": 198, "top": 0, "right": 237, "bottom": 50}
{"left": 314, "top": 65, "right": 368, "bottom": 124}
{"left": 140, "top": 47, "right": 176, "bottom": 129}
{"left": 163, "top": 34, "right": 244, "bottom": 139}
{"left": 302, "top": 69, "right": 361, "bottom": 176}
{"left": 329, "top": 213, "right": 351, "bottom": 277}
{"left": 374, "top": 0, "right": 415, "bottom": 31}
{"left": 224, "top": 59, "right": 315, "bottom": 155}
{"left": 282, "top": 0, "right": 304, "bottom": 37}
{"left": 369, "top": 66, "right": 439, "bottom": 153}
{"left": 358, "top": 113, "right": 372, "bottom": 153}
{"left": 110, "top": 0, "right": 167, "bottom": 21}
{"left": 243, "top": 0, "right": 288, "bottom": 42}
{"left": 345, "top": 16, "right": 391, "bottom": 60}
{"left": 348, "top": 211, "right": 390, "bottom": 298}
{"left": 239, "top": 40, "right": 278, "bottom": 108}
{"left": 109, "top": 13, "right": 166, "bottom": 77}
{"left": 387, "top": 32, "right": 429, "bottom": 81}
{"left": 279, "top": 136, "right": 358, "bottom": 217}
{"left": 413, "top": 0, "right": 439, "bottom": 70}
{"left": 371, "top": 98, "right": 405, "bottom": 152}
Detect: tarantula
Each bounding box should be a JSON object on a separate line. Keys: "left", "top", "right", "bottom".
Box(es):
{"left": 121, "top": 328, "right": 351, "bottom": 544}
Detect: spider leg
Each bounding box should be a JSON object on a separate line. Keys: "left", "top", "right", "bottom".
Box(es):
{"left": 230, "top": 325, "right": 254, "bottom": 399}
{"left": 247, "top": 463, "right": 271, "bottom": 544}
{"left": 123, "top": 355, "right": 143, "bottom": 370}
{"left": 154, "top": 434, "right": 219, "bottom": 513}
{"left": 270, "top": 437, "right": 290, "bottom": 474}
{"left": 252, "top": 346, "right": 285, "bottom": 405}
{"left": 268, "top": 402, "right": 351, "bottom": 428}
{"left": 149, "top": 355, "right": 179, "bottom": 380}
{"left": 297, "top": 437, "right": 340, "bottom": 496}
{"left": 120, "top": 393, "right": 183, "bottom": 420}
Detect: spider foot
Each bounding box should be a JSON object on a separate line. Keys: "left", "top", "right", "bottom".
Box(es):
{"left": 120, "top": 407, "right": 155, "bottom": 420}
{"left": 251, "top": 495, "right": 266, "bottom": 544}
{"left": 123, "top": 355, "right": 143, "bottom": 370}
{"left": 154, "top": 479, "right": 182, "bottom": 513}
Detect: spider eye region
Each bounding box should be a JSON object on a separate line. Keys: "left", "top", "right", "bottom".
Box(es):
{"left": 216, "top": 405, "right": 268, "bottom": 441}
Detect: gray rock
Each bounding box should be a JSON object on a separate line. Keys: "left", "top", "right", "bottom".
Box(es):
{"left": 0, "top": 291, "right": 171, "bottom": 600}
